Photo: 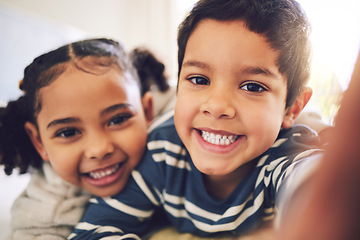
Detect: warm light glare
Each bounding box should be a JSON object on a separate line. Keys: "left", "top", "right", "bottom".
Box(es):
{"left": 299, "top": 0, "right": 360, "bottom": 90}
{"left": 174, "top": 0, "right": 360, "bottom": 123}
{"left": 298, "top": 0, "right": 360, "bottom": 123}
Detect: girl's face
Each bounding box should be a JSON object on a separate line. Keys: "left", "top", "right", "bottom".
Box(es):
{"left": 175, "top": 19, "right": 293, "bottom": 186}
{"left": 26, "top": 66, "right": 152, "bottom": 197}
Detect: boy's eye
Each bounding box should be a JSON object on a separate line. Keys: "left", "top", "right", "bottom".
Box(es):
{"left": 108, "top": 114, "right": 132, "bottom": 126}
{"left": 188, "top": 76, "right": 210, "bottom": 85}
{"left": 240, "top": 82, "right": 267, "bottom": 92}
{"left": 55, "top": 128, "right": 80, "bottom": 138}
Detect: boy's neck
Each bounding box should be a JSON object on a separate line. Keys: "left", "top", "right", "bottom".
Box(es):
{"left": 203, "top": 160, "right": 257, "bottom": 200}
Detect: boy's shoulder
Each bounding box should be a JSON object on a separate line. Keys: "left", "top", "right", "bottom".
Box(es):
{"left": 148, "top": 110, "right": 180, "bottom": 140}
{"left": 279, "top": 124, "right": 318, "bottom": 137}
{"left": 148, "top": 110, "right": 175, "bottom": 134}
{"left": 265, "top": 124, "right": 322, "bottom": 162}
{"left": 279, "top": 124, "right": 320, "bottom": 146}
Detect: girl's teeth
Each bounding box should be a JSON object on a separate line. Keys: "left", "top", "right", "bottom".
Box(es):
{"left": 88, "top": 164, "right": 120, "bottom": 179}
{"left": 201, "top": 131, "right": 239, "bottom": 146}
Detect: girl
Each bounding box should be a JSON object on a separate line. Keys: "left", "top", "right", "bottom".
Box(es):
{"left": 0, "top": 38, "right": 153, "bottom": 239}
{"left": 129, "top": 47, "right": 176, "bottom": 117}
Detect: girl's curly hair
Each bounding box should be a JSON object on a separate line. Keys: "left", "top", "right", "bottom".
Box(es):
{"left": 0, "top": 38, "right": 139, "bottom": 175}
{"left": 129, "top": 47, "right": 169, "bottom": 96}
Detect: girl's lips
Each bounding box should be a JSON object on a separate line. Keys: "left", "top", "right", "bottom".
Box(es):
{"left": 87, "top": 163, "right": 121, "bottom": 179}
{"left": 83, "top": 162, "right": 126, "bottom": 187}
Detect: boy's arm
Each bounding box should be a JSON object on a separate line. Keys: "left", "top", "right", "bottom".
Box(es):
{"left": 69, "top": 170, "right": 159, "bottom": 240}
{"left": 69, "top": 116, "right": 174, "bottom": 239}
{"left": 277, "top": 51, "right": 360, "bottom": 240}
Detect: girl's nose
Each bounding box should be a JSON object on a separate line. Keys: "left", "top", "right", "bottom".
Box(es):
{"left": 200, "top": 87, "right": 236, "bottom": 119}
{"left": 84, "top": 132, "right": 115, "bottom": 160}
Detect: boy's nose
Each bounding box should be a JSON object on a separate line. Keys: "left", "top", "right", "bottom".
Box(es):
{"left": 84, "top": 132, "right": 115, "bottom": 160}
{"left": 200, "top": 88, "right": 236, "bottom": 119}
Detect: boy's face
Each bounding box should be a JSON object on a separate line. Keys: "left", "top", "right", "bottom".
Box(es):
{"left": 175, "top": 19, "right": 289, "bottom": 179}
{"left": 26, "top": 67, "right": 152, "bottom": 197}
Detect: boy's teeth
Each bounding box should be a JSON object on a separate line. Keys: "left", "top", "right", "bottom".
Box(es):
{"left": 201, "top": 131, "right": 239, "bottom": 146}
{"left": 88, "top": 164, "right": 120, "bottom": 179}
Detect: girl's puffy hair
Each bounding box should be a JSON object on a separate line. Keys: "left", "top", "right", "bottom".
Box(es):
{"left": 0, "top": 38, "right": 139, "bottom": 175}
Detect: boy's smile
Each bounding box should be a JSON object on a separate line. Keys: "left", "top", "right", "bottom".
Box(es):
{"left": 197, "top": 128, "right": 244, "bottom": 154}
{"left": 174, "top": 19, "right": 290, "bottom": 191}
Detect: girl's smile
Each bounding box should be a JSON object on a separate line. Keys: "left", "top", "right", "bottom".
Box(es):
{"left": 83, "top": 162, "right": 125, "bottom": 187}
{"left": 26, "top": 66, "right": 152, "bottom": 197}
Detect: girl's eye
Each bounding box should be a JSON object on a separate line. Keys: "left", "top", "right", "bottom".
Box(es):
{"left": 188, "top": 76, "right": 210, "bottom": 85}
{"left": 108, "top": 114, "right": 132, "bottom": 126}
{"left": 55, "top": 128, "right": 80, "bottom": 138}
{"left": 240, "top": 82, "right": 267, "bottom": 92}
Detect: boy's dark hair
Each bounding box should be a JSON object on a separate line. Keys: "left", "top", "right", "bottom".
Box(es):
{"left": 177, "top": 0, "right": 311, "bottom": 108}
{"left": 130, "top": 47, "right": 170, "bottom": 96}
{"left": 0, "top": 38, "right": 139, "bottom": 175}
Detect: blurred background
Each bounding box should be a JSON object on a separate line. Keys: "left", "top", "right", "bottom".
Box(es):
{"left": 0, "top": 0, "right": 360, "bottom": 235}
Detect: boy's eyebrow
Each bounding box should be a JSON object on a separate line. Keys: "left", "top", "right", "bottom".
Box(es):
{"left": 183, "top": 60, "right": 280, "bottom": 79}
{"left": 182, "top": 60, "right": 210, "bottom": 70}
{"left": 241, "top": 66, "right": 280, "bottom": 79}
{"left": 47, "top": 103, "right": 132, "bottom": 129}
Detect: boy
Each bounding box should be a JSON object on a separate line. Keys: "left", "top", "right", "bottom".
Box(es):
{"left": 70, "top": 0, "right": 323, "bottom": 239}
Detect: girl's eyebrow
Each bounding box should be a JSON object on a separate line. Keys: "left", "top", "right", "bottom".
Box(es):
{"left": 47, "top": 118, "right": 80, "bottom": 129}
{"left": 47, "top": 103, "right": 132, "bottom": 129}
{"left": 100, "top": 103, "right": 132, "bottom": 116}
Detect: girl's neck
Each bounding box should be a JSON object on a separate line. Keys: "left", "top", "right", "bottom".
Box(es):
{"left": 203, "top": 160, "right": 257, "bottom": 200}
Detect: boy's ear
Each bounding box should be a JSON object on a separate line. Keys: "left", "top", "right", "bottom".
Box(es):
{"left": 282, "top": 87, "right": 313, "bottom": 129}
{"left": 141, "top": 91, "right": 154, "bottom": 126}
{"left": 24, "top": 122, "right": 49, "bottom": 162}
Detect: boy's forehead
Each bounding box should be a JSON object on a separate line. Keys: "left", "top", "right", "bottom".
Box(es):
{"left": 183, "top": 19, "right": 285, "bottom": 82}
{"left": 186, "top": 19, "right": 273, "bottom": 59}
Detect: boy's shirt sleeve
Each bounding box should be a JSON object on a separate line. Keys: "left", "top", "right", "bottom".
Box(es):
{"left": 68, "top": 116, "right": 174, "bottom": 240}
{"left": 269, "top": 125, "right": 325, "bottom": 226}
{"left": 68, "top": 152, "right": 165, "bottom": 239}
{"left": 251, "top": 124, "right": 324, "bottom": 222}
{"left": 274, "top": 153, "right": 322, "bottom": 226}
{"left": 68, "top": 169, "right": 160, "bottom": 240}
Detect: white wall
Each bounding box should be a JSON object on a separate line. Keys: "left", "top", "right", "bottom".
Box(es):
{"left": 0, "top": 0, "right": 176, "bottom": 56}
{"left": 0, "top": 0, "right": 186, "bottom": 103}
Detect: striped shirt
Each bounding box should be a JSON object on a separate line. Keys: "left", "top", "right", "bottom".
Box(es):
{"left": 69, "top": 112, "right": 323, "bottom": 239}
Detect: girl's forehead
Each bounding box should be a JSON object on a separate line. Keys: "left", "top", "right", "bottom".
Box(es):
{"left": 37, "top": 67, "right": 142, "bottom": 121}
{"left": 74, "top": 57, "right": 122, "bottom": 75}
{"left": 40, "top": 67, "right": 137, "bottom": 104}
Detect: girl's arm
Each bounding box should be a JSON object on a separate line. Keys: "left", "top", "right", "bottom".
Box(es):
{"left": 10, "top": 163, "right": 91, "bottom": 240}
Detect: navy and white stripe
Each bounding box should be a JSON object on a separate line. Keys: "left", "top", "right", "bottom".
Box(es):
{"left": 70, "top": 114, "right": 323, "bottom": 239}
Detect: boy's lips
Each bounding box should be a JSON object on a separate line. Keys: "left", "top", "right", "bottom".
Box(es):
{"left": 195, "top": 128, "right": 243, "bottom": 154}
{"left": 200, "top": 130, "right": 239, "bottom": 146}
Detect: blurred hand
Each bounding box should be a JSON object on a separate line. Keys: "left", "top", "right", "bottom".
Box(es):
{"left": 277, "top": 51, "right": 360, "bottom": 240}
